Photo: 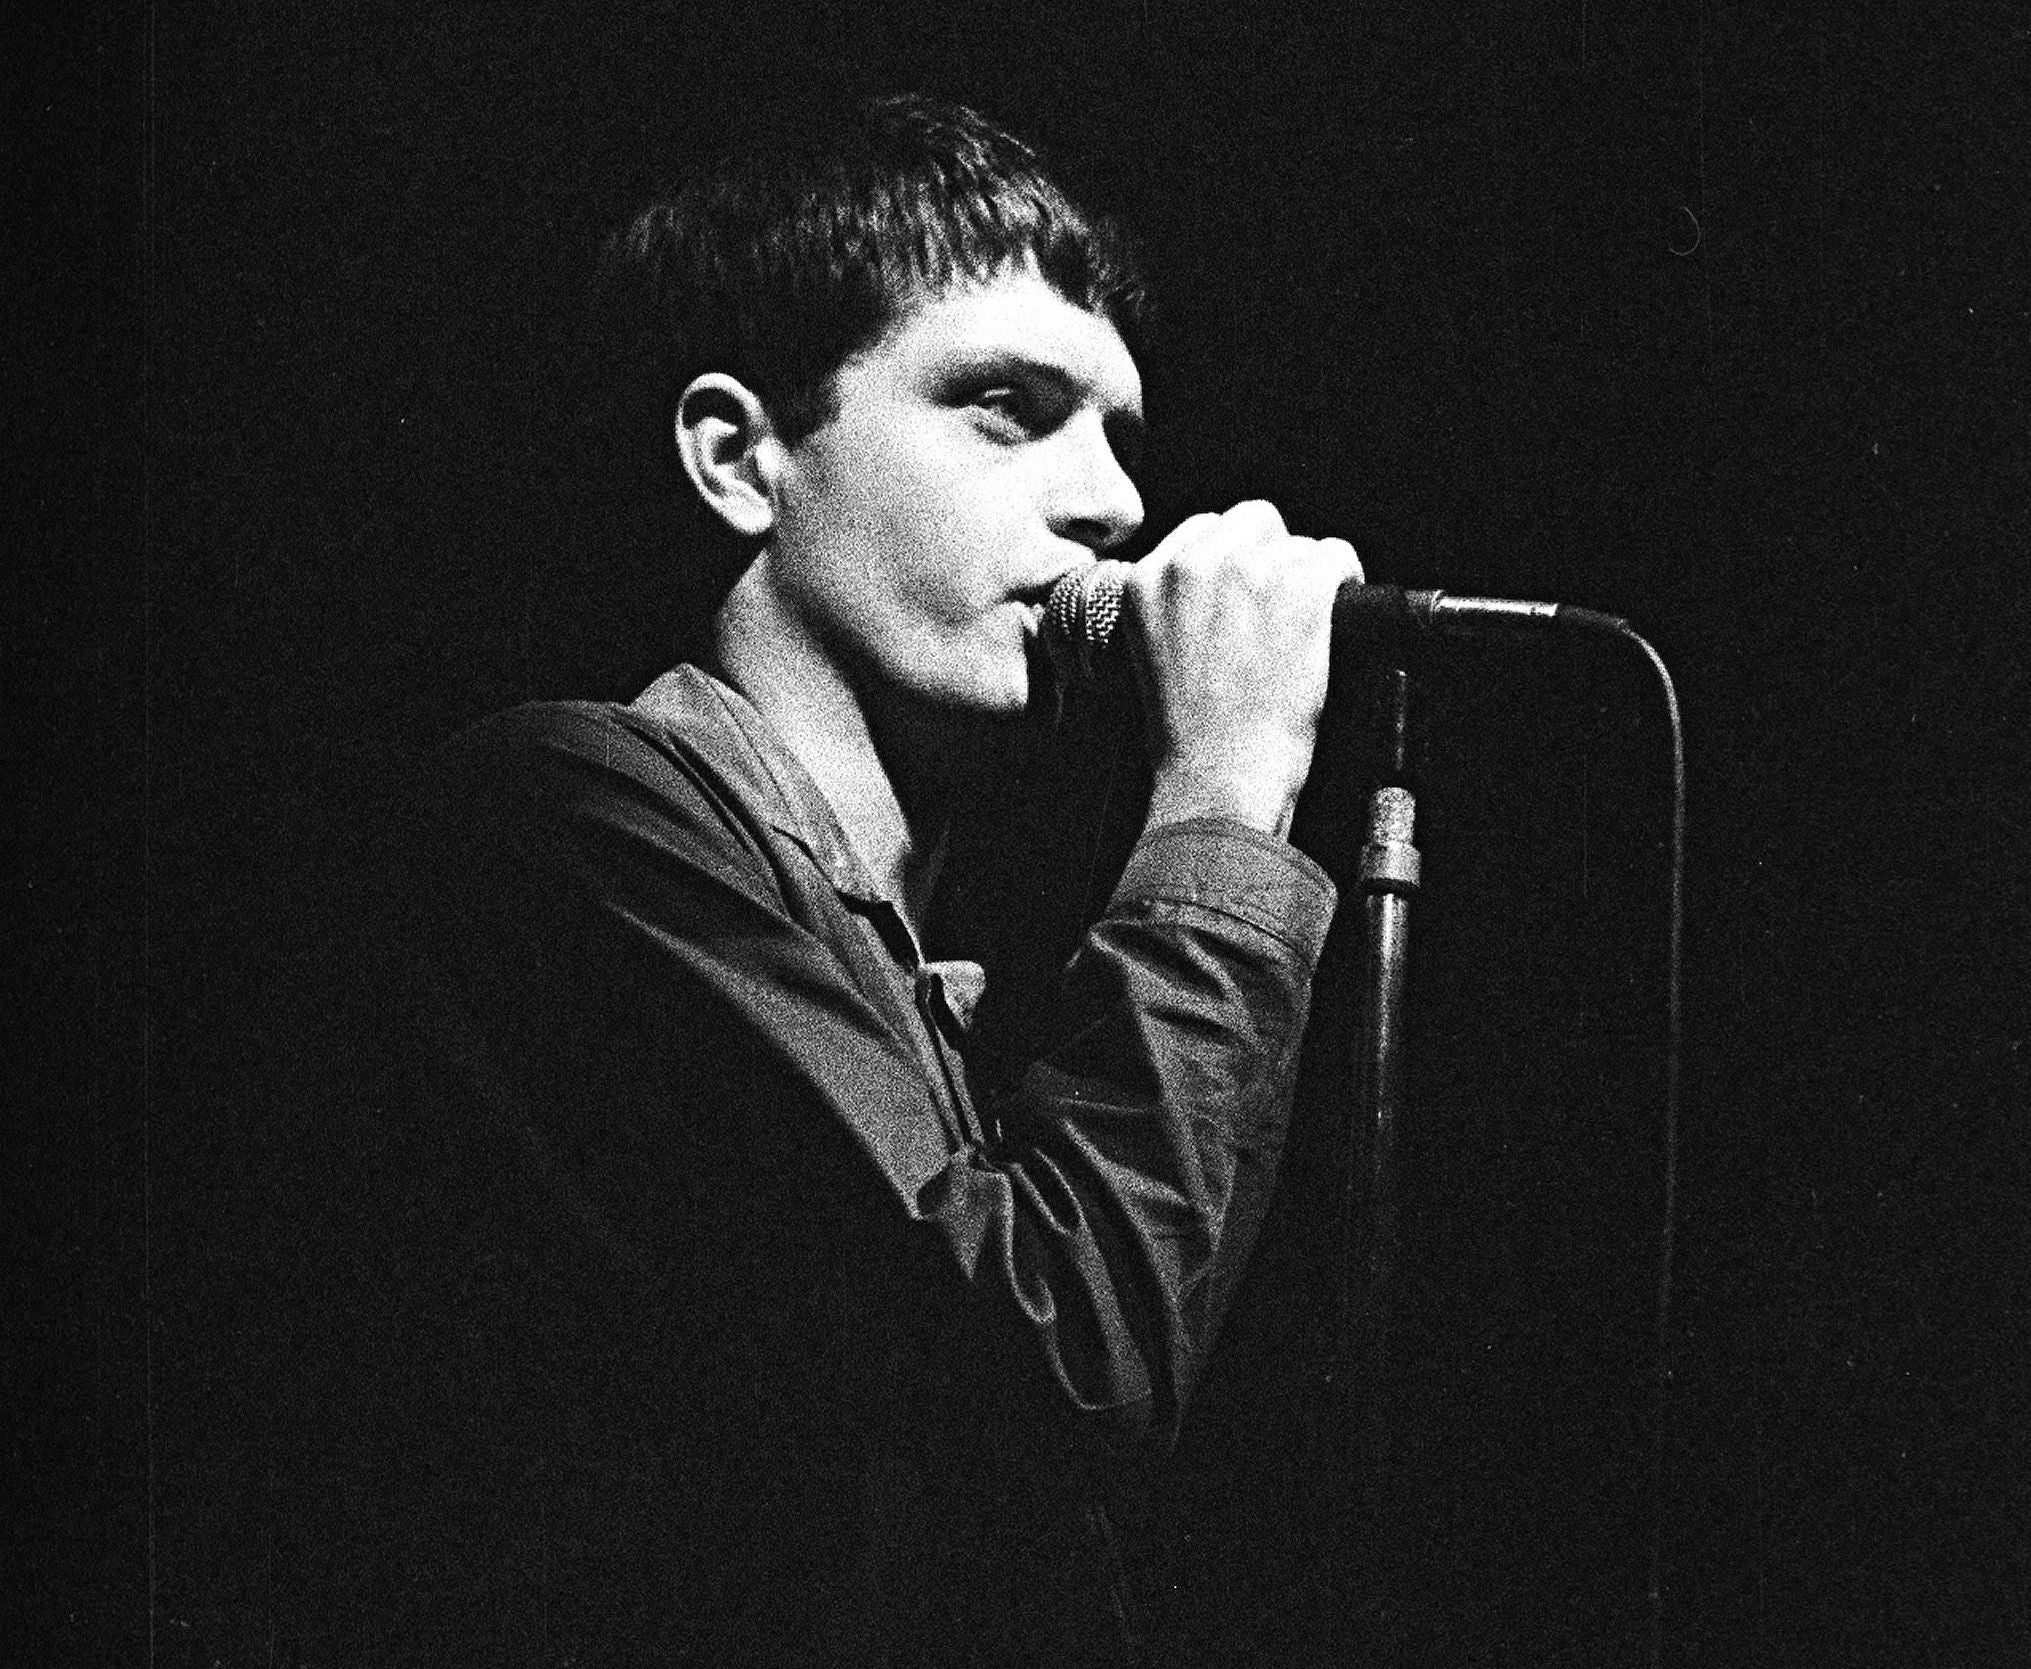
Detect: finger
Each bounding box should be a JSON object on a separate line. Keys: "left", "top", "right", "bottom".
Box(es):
{"left": 1314, "top": 535, "right": 1363, "bottom": 587}
{"left": 1264, "top": 536, "right": 1357, "bottom": 589}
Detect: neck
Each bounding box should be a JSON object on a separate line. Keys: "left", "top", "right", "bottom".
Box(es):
{"left": 714, "top": 573, "right": 963, "bottom": 938}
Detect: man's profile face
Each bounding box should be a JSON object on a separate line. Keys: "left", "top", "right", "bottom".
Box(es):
{"left": 761, "top": 262, "right": 1146, "bottom": 717}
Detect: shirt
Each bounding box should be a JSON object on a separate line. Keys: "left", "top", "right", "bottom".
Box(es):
{"left": 371, "top": 663, "right": 1337, "bottom": 1666}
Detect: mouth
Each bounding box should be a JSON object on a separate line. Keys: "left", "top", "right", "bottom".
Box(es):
{"left": 1014, "top": 563, "right": 1091, "bottom": 611}
{"left": 1009, "top": 564, "right": 1095, "bottom": 652}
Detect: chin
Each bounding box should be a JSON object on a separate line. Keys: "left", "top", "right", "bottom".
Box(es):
{"left": 875, "top": 658, "right": 1028, "bottom": 726}
{"left": 941, "top": 678, "right": 1032, "bottom": 719}
{"left": 928, "top": 640, "right": 1036, "bottom": 717}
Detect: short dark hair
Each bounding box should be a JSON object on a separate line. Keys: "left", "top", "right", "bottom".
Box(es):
{"left": 605, "top": 93, "right": 1148, "bottom": 447}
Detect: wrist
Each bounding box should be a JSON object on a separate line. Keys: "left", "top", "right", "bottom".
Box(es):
{"left": 1145, "top": 757, "right": 1300, "bottom": 840}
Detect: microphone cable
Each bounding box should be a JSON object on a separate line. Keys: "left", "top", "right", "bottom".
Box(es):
{"left": 1614, "top": 623, "right": 1686, "bottom": 1669}
{"left": 1545, "top": 612, "right": 1687, "bottom": 1669}
{"left": 1050, "top": 602, "right": 1689, "bottom": 1668}
{"left": 1450, "top": 609, "right": 1687, "bottom": 1667}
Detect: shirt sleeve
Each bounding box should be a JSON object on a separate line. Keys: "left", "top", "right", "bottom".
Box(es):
{"left": 410, "top": 708, "right": 1336, "bottom": 1450}
{"left": 962, "top": 816, "right": 1336, "bottom": 1440}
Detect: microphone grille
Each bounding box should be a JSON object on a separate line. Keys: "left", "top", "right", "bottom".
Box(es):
{"left": 1042, "top": 560, "right": 1127, "bottom": 683}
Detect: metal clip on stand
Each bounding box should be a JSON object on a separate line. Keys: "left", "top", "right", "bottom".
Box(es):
{"left": 1346, "top": 668, "right": 1422, "bottom": 1546}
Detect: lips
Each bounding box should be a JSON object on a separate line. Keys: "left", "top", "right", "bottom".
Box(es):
{"left": 1014, "top": 563, "right": 1091, "bottom": 607}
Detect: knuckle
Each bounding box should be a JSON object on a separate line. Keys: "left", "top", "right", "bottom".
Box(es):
{"left": 1172, "top": 510, "right": 1225, "bottom": 552}
{"left": 1226, "top": 498, "right": 1287, "bottom": 536}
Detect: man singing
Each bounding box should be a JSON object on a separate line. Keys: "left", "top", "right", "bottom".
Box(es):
{"left": 365, "top": 93, "right": 1360, "bottom": 1666}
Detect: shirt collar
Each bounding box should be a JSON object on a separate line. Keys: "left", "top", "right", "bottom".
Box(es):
{"left": 632, "top": 663, "right": 985, "bottom": 1035}
{"left": 632, "top": 663, "right": 892, "bottom": 910}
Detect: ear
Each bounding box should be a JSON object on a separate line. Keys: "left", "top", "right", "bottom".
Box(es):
{"left": 674, "top": 373, "right": 787, "bottom": 540}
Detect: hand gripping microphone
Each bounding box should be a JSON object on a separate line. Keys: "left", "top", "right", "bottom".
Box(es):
{"left": 1042, "top": 559, "right": 1631, "bottom": 682}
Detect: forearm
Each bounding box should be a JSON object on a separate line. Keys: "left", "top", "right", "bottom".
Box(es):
{"left": 979, "top": 817, "right": 1334, "bottom": 1439}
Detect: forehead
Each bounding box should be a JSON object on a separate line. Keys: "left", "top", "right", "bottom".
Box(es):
{"left": 853, "top": 265, "right": 1144, "bottom": 419}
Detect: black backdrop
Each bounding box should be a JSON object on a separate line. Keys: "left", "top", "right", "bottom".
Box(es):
{"left": 19, "top": 2, "right": 2028, "bottom": 1663}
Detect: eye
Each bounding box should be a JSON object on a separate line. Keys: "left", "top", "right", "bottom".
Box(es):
{"left": 969, "top": 384, "right": 1043, "bottom": 437}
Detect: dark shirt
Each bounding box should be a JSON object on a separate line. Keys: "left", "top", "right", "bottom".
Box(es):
{"left": 333, "top": 665, "right": 1334, "bottom": 1666}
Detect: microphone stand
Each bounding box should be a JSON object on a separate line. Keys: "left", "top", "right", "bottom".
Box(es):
{"left": 1342, "top": 666, "right": 1422, "bottom": 1659}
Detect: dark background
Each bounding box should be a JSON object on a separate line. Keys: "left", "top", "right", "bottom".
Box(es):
{"left": 18, "top": 1, "right": 2027, "bottom": 1663}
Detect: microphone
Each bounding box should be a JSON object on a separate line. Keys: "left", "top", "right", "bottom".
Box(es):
{"left": 1041, "top": 560, "right": 1630, "bottom": 681}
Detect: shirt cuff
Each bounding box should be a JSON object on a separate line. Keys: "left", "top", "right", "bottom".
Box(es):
{"left": 1109, "top": 817, "right": 1338, "bottom": 963}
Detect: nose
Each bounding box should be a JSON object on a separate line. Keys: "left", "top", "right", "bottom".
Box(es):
{"left": 1055, "top": 413, "right": 1144, "bottom": 553}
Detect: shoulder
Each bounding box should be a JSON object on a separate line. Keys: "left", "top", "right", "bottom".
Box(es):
{"left": 433, "top": 674, "right": 762, "bottom": 821}
{"left": 414, "top": 677, "right": 783, "bottom": 886}
{"left": 441, "top": 687, "right": 711, "bottom": 786}
{"left": 442, "top": 699, "right": 645, "bottom": 776}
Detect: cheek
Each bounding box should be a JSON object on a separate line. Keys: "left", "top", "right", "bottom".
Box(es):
{"left": 787, "top": 425, "right": 1024, "bottom": 627}
{"left": 882, "top": 485, "right": 1010, "bottom": 609}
